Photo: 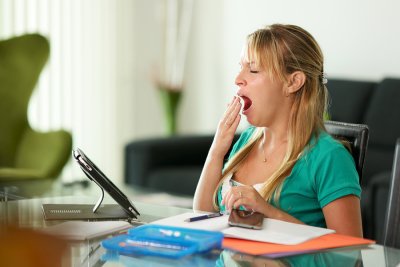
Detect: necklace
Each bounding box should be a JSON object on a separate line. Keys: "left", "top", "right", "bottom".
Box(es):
{"left": 261, "top": 138, "right": 267, "bottom": 163}
{"left": 260, "top": 136, "right": 287, "bottom": 163}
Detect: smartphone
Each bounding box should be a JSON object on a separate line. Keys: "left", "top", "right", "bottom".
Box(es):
{"left": 228, "top": 209, "right": 264, "bottom": 230}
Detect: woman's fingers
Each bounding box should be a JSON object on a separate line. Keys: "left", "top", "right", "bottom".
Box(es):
{"left": 225, "top": 190, "right": 240, "bottom": 211}
{"left": 223, "top": 186, "right": 245, "bottom": 211}
{"left": 231, "top": 112, "right": 241, "bottom": 129}
{"left": 223, "top": 186, "right": 262, "bottom": 212}
{"left": 221, "top": 97, "right": 241, "bottom": 128}
{"left": 211, "top": 96, "right": 242, "bottom": 158}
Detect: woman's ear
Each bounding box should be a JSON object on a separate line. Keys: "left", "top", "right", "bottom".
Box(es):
{"left": 286, "top": 71, "right": 306, "bottom": 94}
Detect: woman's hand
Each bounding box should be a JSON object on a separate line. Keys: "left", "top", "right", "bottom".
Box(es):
{"left": 221, "top": 185, "right": 304, "bottom": 225}
{"left": 222, "top": 185, "right": 267, "bottom": 213}
{"left": 210, "top": 96, "right": 242, "bottom": 159}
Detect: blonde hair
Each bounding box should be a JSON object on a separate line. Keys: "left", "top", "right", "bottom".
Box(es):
{"left": 213, "top": 24, "right": 328, "bottom": 209}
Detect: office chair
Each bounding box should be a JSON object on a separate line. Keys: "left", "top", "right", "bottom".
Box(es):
{"left": 325, "top": 121, "right": 370, "bottom": 239}
{"left": 383, "top": 138, "right": 400, "bottom": 248}
{"left": 325, "top": 120, "right": 369, "bottom": 182}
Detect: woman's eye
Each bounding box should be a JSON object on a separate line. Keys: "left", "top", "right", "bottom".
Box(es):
{"left": 250, "top": 70, "right": 259, "bottom": 73}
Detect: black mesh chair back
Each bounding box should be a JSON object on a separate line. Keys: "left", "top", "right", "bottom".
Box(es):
{"left": 325, "top": 120, "right": 369, "bottom": 182}
{"left": 383, "top": 138, "right": 400, "bottom": 249}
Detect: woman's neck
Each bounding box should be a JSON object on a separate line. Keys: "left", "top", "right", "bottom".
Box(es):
{"left": 262, "top": 125, "right": 288, "bottom": 148}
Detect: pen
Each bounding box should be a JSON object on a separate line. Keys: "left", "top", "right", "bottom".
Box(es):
{"left": 184, "top": 213, "right": 223, "bottom": 222}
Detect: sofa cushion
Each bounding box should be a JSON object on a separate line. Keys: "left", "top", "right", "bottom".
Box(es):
{"left": 327, "top": 79, "right": 375, "bottom": 124}
{"left": 125, "top": 135, "right": 212, "bottom": 188}
{"left": 147, "top": 166, "right": 202, "bottom": 196}
{"left": 363, "top": 146, "right": 395, "bottom": 185}
{"left": 361, "top": 78, "right": 400, "bottom": 182}
{"left": 363, "top": 78, "right": 400, "bottom": 147}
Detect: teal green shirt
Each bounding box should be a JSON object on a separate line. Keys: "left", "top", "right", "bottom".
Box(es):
{"left": 217, "top": 126, "right": 361, "bottom": 228}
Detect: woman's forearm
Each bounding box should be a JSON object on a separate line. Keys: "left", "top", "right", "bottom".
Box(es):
{"left": 260, "top": 204, "right": 304, "bottom": 225}
{"left": 193, "top": 151, "right": 225, "bottom": 212}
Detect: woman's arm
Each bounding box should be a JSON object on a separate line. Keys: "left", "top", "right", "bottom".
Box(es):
{"left": 322, "top": 195, "right": 363, "bottom": 237}
{"left": 193, "top": 97, "right": 242, "bottom": 212}
{"left": 192, "top": 149, "right": 226, "bottom": 212}
{"left": 224, "top": 186, "right": 363, "bottom": 237}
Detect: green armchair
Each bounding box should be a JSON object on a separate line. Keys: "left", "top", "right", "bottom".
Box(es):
{"left": 0, "top": 34, "right": 72, "bottom": 197}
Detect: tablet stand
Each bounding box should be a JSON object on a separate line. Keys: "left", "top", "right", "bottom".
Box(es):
{"left": 80, "top": 166, "right": 105, "bottom": 213}
{"left": 92, "top": 179, "right": 104, "bottom": 213}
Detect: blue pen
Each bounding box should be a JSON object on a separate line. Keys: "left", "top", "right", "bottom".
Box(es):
{"left": 184, "top": 213, "right": 223, "bottom": 222}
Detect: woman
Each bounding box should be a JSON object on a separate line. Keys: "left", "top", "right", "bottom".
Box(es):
{"left": 193, "top": 24, "right": 363, "bottom": 237}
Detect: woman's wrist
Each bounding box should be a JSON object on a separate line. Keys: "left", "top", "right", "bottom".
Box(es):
{"left": 259, "top": 202, "right": 285, "bottom": 220}
{"left": 260, "top": 203, "right": 304, "bottom": 224}
{"left": 259, "top": 203, "right": 274, "bottom": 218}
{"left": 208, "top": 145, "right": 229, "bottom": 161}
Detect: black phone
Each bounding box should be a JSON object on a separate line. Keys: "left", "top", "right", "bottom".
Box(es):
{"left": 73, "top": 148, "right": 140, "bottom": 219}
{"left": 228, "top": 209, "right": 264, "bottom": 230}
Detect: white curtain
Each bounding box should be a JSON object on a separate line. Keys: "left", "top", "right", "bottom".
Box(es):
{"left": 0, "top": 0, "right": 136, "bottom": 183}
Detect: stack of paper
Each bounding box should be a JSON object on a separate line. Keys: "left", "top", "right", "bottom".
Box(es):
{"left": 150, "top": 212, "right": 334, "bottom": 245}
{"left": 150, "top": 212, "right": 375, "bottom": 256}
{"left": 40, "top": 221, "right": 132, "bottom": 240}
{"left": 223, "top": 234, "right": 374, "bottom": 256}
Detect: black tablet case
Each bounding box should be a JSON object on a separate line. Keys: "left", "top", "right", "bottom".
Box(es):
{"left": 42, "top": 204, "right": 129, "bottom": 220}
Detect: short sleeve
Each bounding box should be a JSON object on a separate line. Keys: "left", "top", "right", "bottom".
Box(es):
{"left": 313, "top": 141, "right": 361, "bottom": 208}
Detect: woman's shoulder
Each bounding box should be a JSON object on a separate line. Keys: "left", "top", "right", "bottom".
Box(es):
{"left": 302, "top": 131, "right": 354, "bottom": 166}
{"left": 309, "top": 131, "right": 347, "bottom": 154}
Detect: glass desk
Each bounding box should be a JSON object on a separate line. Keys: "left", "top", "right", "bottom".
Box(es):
{"left": 1, "top": 196, "right": 400, "bottom": 267}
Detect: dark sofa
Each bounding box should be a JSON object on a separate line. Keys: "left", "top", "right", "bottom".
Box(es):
{"left": 125, "top": 77, "right": 400, "bottom": 243}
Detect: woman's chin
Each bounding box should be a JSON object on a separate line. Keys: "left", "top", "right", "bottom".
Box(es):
{"left": 242, "top": 109, "right": 255, "bottom": 124}
{"left": 243, "top": 112, "right": 264, "bottom": 127}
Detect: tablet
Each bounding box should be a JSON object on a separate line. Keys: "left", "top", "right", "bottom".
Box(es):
{"left": 73, "top": 148, "right": 140, "bottom": 219}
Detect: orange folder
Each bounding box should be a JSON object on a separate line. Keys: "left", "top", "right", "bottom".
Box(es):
{"left": 222, "top": 233, "right": 375, "bottom": 255}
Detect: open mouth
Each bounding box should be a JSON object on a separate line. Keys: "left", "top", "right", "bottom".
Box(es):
{"left": 240, "top": 96, "right": 252, "bottom": 112}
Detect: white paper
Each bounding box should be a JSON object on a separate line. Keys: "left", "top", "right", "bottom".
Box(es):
{"left": 150, "top": 212, "right": 335, "bottom": 245}
{"left": 150, "top": 212, "right": 229, "bottom": 231}
{"left": 40, "top": 221, "right": 132, "bottom": 240}
{"left": 222, "top": 218, "right": 335, "bottom": 245}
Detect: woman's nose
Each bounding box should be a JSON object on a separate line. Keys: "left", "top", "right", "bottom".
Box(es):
{"left": 235, "top": 72, "right": 246, "bottom": 87}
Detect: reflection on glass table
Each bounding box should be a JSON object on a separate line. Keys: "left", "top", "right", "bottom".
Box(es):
{"left": 217, "top": 249, "right": 362, "bottom": 267}
{"left": 1, "top": 197, "right": 400, "bottom": 267}
{"left": 95, "top": 244, "right": 400, "bottom": 267}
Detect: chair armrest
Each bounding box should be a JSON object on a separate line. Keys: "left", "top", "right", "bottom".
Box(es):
{"left": 15, "top": 128, "right": 73, "bottom": 178}
{"left": 124, "top": 135, "right": 214, "bottom": 187}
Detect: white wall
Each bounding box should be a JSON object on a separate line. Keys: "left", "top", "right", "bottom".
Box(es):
{"left": 132, "top": 0, "right": 400, "bottom": 139}
{"left": 220, "top": 0, "right": 400, "bottom": 82}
